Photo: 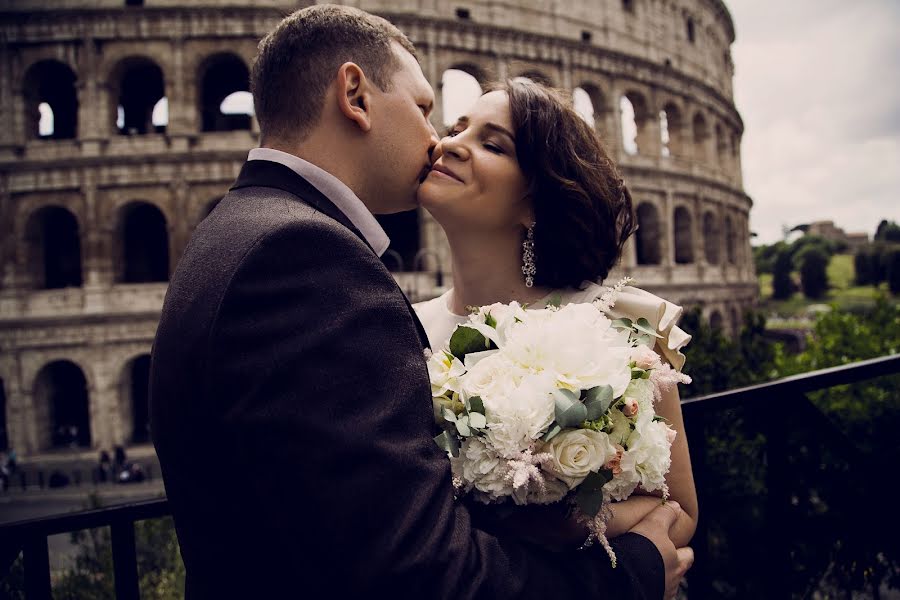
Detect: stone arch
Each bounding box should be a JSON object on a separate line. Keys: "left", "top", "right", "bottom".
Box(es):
{"left": 197, "top": 52, "right": 252, "bottom": 132}
{"left": 573, "top": 87, "right": 596, "bottom": 128}
{"left": 709, "top": 310, "right": 723, "bottom": 331}
{"left": 715, "top": 122, "right": 727, "bottom": 168}
{"left": 703, "top": 210, "right": 720, "bottom": 264}
{"left": 730, "top": 305, "right": 741, "bottom": 337}
{"left": 440, "top": 67, "right": 484, "bottom": 128}
{"left": 22, "top": 59, "right": 78, "bottom": 140}
{"left": 621, "top": 90, "right": 651, "bottom": 155}
{"left": 724, "top": 214, "right": 736, "bottom": 264}
{"left": 33, "top": 360, "right": 91, "bottom": 450}
{"left": 635, "top": 202, "right": 662, "bottom": 265}
{"left": 673, "top": 205, "right": 693, "bottom": 264}
{"left": 575, "top": 82, "right": 609, "bottom": 133}
{"left": 109, "top": 56, "right": 166, "bottom": 135}
{"left": 119, "top": 353, "right": 151, "bottom": 444}
{"left": 376, "top": 209, "right": 421, "bottom": 272}
{"left": 659, "top": 101, "right": 684, "bottom": 157}
{"left": 115, "top": 201, "right": 170, "bottom": 283}
{"left": 692, "top": 111, "right": 710, "bottom": 163}
{"left": 23, "top": 205, "right": 83, "bottom": 289}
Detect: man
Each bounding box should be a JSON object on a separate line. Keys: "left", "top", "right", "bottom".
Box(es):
{"left": 150, "top": 5, "right": 692, "bottom": 598}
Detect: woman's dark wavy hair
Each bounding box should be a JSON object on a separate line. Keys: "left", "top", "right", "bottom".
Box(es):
{"left": 495, "top": 79, "right": 637, "bottom": 289}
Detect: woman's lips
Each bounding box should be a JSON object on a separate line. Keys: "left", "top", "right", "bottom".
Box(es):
{"left": 429, "top": 164, "right": 463, "bottom": 183}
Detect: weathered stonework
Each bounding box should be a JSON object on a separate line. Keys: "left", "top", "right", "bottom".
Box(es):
{"left": 0, "top": 0, "right": 755, "bottom": 455}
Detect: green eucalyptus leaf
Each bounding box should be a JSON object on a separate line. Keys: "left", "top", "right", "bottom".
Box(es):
{"left": 634, "top": 318, "right": 664, "bottom": 338}
{"left": 442, "top": 408, "right": 457, "bottom": 422}
{"left": 542, "top": 423, "right": 563, "bottom": 442}
{"left": 611, "top": 318, "right": 633, "bottom": 330}
{"left": 545, "top": 294, "right": 562, "bottom": 308}
{"left": 575, "top": 469, "right": 614, "bottom": 517}
{"left": 449, "top": 325, "right": 490, "bottom": 360}
{"left": 467, "top": 396, "right": 485, "bottom": 414}
{"left": 583, "top": 385, "right": 614, "bottom": 420}
{"left": 631, "top": 368, "right": 645, "bottom": 379}
{"left": 455, "top": 415, "right": 472, "bottom": 437}
{"left": 555, "top": 389, "right": 588, "bottom": 428}
{"left": 434, "top": 431, "right": 460, "bottom": 457}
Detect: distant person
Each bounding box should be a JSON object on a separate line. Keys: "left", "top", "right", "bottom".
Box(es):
{"left": 98, "top": 450, "right": 112, "bottom": 483}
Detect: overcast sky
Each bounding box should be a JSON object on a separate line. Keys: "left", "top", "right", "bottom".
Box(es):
{"left": 728, "top": 0, "right": 900, "bottom": 244}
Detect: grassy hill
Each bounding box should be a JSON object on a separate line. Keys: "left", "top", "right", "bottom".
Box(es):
{"left": 758, "top": 253, "right": 895, "bottom": 326}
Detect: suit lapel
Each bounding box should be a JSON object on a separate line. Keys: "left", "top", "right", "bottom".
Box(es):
{"left": 231, "top": 159, "right": 431, "bottom": 351}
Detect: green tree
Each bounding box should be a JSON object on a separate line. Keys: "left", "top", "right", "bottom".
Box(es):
{"left": 886, "top": 247, "right": 900, "bottom": 295}
{"left": 772, "top": 248, "right": 795, "bottom": 300}
{"left": 875, "top": 219, "right": 900, "bottom": 243}
{"left": 797, "top": 247, "right": 829, "bottom": 299}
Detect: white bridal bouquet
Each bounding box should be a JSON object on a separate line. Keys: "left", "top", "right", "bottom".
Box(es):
{"left": 429, "top": 280, "right": 691, "bottom": 564}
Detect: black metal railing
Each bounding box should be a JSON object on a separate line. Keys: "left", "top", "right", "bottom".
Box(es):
{"left": 2, "top": 354, "right": 898, "bottom": 599}
{"left": 1, "top": 498, "right": 170, "bottom": 600}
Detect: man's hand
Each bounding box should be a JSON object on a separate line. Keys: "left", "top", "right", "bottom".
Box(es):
{"left": 629, "top": 501, "right": 694, "bottom": 600}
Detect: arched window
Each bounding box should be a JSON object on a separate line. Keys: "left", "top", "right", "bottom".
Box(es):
{"left": 23, "top": 60, "right": 78, "bottom": 140}
{"left": 673, "top": 206, "right": 693, "bottom": 264}
{"left": 660, "top": 102, "right": 683, "bottom": 157}
{"left": 621, "top": 92, "right": 649, "bottom": 155}
{"left": 34, "top": 360, "right": 91, "bottom": 450}
{"left": 24, "top": 206, "right": 82, "bottom": 289}
{"left": 703, "top": 211, "right": 720, "bottom": 264}
{"left": 725, "top": 215, "right": 736, "bottom": 264}
{"left": 112, "top": 57, "right": 166, "bottom": 135}
{"left": 730, "top": 306, "right": 741, "bottom": 337}
{"left": 576, "top": 84, "right": 607, "bottom": 135}
{"left": 573, "top": 87, "right": 595, "bottom": 128}
{"left": 199, "top": 53, "right": 252, "bottom": 132}
{"left": 441, "top": 68, "right": 483, "bottom": 129}
{"left": 715, "top": 122, "right": 727, "bottom": 167}
{"left": 693, "top": 113, "right": 709, "bottom": 163}
{"left": 635, "top": 203, "right": 662, "bottom": 265}
{"left": 121, "top": 355, "right": 151, "bottom": 444}
{"left": 375, "top": 209, "right": 420, "bottom": 272}
{"left": 116, "top": 202, "right": 170, "bottom": 283}
{"left": 709, "top": 311, "right": 723, "bottom": 331}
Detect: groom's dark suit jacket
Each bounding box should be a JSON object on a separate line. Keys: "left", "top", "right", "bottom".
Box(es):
{"left": 150, "top": 159, "right": 664, "bottom": 599}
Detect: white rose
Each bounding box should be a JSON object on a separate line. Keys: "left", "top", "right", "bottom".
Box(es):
{"left": 451, "top": 438, "right": 514, "bottom": 501}
{"left": 482, "top": 372, "right": 557, "bottom": 457}
{"left": 460, "top": 354, "right": 523, "bottom": 405}
{"left": 542, "top": 429, "right": 617, "bottom": 489}
{"left": 427, "top": 350, "right": 466, "bottom": 398}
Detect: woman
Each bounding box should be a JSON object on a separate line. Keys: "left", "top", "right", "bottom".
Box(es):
{"left": 414, "top": 79, "right": 698, "bottom": 548}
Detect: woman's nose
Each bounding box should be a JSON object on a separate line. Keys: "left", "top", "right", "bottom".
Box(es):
{"left": 439, "top": 134, "right": 470, "bottom": 161}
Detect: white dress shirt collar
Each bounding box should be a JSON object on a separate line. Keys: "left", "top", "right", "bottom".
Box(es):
{"left": 247, "top": 147, "right": 390, "bottom": 256}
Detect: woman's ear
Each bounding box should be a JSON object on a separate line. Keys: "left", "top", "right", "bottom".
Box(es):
{"left": 336, "top": 62, "right": 372, "bottom": 132}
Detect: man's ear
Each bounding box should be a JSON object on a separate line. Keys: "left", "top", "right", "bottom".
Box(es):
{"left": 336, "top": 62, "right": 372, "bottom": 133}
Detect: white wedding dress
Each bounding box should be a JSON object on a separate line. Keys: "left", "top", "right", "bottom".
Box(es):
{"left": 413, "top": 282, "right": 692, "bottom": 371}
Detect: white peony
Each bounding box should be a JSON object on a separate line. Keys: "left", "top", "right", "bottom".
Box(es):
{"left": 541, "top": 428, "right": 618, "bottom": 489}
{"left": 482, "top": 372, "right": 557, "bottom": 457}
{"left": 501, "top": 303, "right": 633, "bottom": 397}
{"left": 621, "top": 419, "right": 673, "bottom": 494}
{"left": 451, "top": 438, "right": 514, "bottom": 501}
{"left": 427, "top": 350, "right": 466, "bottom": 398}
{"left": 460, "top": 353, "right": 525, "bottom": 405}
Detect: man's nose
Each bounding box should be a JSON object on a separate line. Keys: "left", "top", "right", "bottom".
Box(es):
{"left": 427, "top": 120, "right": 440, "bottom": 162}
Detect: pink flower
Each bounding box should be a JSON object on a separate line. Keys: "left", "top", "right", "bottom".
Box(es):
{"left": 631, "top": 345, "right": 662, "bottom": 371}
{"left": 622, "top": 397, "right": 639, "bottom": 417}
{"left": 604, "top": 444, "right": 625, "bottom": 475}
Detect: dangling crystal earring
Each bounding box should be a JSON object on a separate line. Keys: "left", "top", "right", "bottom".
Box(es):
{"left": 522, "top": 223, "right": 536, "bottom": 288}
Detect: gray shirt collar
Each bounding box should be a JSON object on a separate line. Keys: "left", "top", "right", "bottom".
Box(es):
{"left": 248, "top": 147, "right": 390, "bottom": 256}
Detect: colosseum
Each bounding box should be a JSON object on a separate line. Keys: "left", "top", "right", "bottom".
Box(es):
{"left": 0, "top": 0, "right": 755, "bottom": 455}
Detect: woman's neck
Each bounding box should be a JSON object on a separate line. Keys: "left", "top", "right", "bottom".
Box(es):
{"left": 445, "top": 227, "right": 552, "bottom": 315}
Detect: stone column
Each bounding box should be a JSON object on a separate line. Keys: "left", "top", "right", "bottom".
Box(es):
{"left": 90, "top": 365, "right": 121, "bottom": 451}
{"left": 78, "top": 36, "right": 106, "bottom": 155}
{"left": 166, "top": 37, "right": 193, "bottom": 151}
{"left": 169, "top": 177, "right": 191, "bottom": 271}
{"left": 0, "top": 42, "right": 20, "bottom": 157}
{"left": 663, "top": 191, "right": 675, "bottom": 277}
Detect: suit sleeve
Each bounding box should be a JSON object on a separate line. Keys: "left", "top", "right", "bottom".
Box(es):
{"left": 208, "top": 218, "right": 664, "bottom": 599}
